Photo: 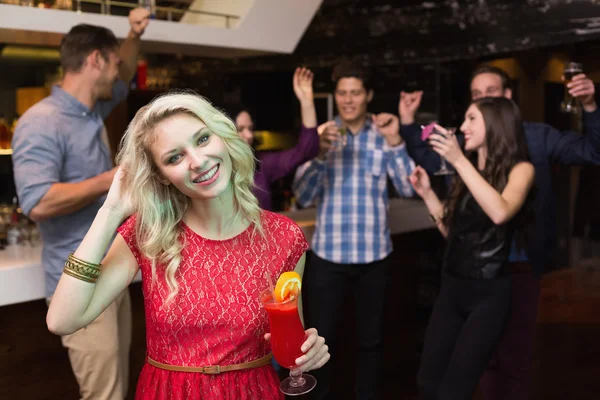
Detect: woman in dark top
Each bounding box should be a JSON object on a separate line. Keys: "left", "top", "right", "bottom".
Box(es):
{"left": 233, "top": 67, "right": 320, "bottom": 210}
{"left": 409, "top": 97, "right": 535, "bottom": 400}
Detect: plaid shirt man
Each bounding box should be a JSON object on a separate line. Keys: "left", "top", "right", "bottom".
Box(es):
{"left": 293, "top": 117, "right": 415, "bottom": 264}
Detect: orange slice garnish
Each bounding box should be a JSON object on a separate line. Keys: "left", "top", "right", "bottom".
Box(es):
{"left": 273, "top": 271, "right": 301, "bottom": 303}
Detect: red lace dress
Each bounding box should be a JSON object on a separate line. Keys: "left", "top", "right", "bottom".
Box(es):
{"left": 117, "top": 211, "right": 309, "bottom": 400}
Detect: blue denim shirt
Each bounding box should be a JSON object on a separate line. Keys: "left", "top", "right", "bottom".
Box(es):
{"left": 12, "top": 81, "right": 128, "bottom": 297}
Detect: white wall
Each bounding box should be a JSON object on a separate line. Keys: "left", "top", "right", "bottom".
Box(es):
{"left": 0, "top": 0, "right": 322, "bottom": 55}
{"left": 180, "top": 0, "right": 254, "bottom": 29}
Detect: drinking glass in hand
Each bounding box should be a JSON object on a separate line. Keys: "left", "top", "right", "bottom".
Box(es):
{"left": 338, "top": 127, "right": 348, "bottom": 147}
{"left": 561, "top": 62, "right": 583, "bottom": 114}
{"left": 259, "top": 288, "right": 316, "bottom": 396}
{"left": 421, "top": 123, "right": 456, "bottom": 176}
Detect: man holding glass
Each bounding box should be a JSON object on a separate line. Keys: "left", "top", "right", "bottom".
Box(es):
{"left": 399, "top": 64, "right": 600, "bottom": 400}
{"left": 293, "top": 60, "right": 416, "bottom": 400}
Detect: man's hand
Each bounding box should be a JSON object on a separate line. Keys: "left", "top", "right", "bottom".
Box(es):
{"left": 129, "top": 8, "right": 150, "bottom": 38}
{"left": 373, "top": 113, "right": 403, "bottom": 147}
{"left": 566, "top": 73, "right": 597, "bottom": 113}
{"left": 398, "top": 91, "right": 423, "bottom": 125}
{"left": 317, "top": 121, "right": 341, "bottom": 159}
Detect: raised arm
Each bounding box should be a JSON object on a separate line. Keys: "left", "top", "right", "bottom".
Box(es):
{"left": 373, "top": 113, "right": 415, "bottom": 197}
{"left": 429, "top": 125, "right": 535, "bottom": 225}
{"left": 544, "top": 73, "right": 600, "bottom": 164}
{"left": 294, "top": 67, "right": 317, "bottom": 129}
{"left": 454, "top": 159, "right": 535, "bottom": 224}
{"left": 261, "top": 126, "right": 320, "bottom": 183}
{"left": 46, "top": 168, "right": 138, "bottom": 335}
{"left": 118, "top": 8, "right": 150, "bottom": 83}
{"left": 398, "top": 90, "right": 449, "bottom": 173}
{"left": 260, "top": 68, "right": 320, "bottom": 182}
{"left": 93, "top": 9, "right": 150, "bottom": 119}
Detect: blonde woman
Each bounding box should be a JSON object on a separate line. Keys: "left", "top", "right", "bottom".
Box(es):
{"left": 46, "top": 92, "right": 330, "bottom": 399}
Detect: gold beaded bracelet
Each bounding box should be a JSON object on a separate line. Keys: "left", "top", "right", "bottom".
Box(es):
{"left": 63, "top": 253, "right": 101, "bottom": 283}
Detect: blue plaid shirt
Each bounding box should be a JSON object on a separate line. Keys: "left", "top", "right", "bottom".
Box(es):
{"left": 293, "top": 117, "right": 415, "bottom": 264}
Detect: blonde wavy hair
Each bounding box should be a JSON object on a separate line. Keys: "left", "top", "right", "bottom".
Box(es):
{"left": 116, "top": 91, "right": 262, "bottom": 302}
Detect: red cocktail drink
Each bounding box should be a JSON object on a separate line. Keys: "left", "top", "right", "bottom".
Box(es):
{"left": 261, "top": 290, "right": 305, "bottom": 368}
{"left": 259, "top": 288, "right": 316, "bottom": 395}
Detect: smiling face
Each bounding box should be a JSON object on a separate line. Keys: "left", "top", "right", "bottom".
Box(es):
{"left": 334, "top": 77, "right": 372, "bottom": 125}
{"left": 460, "top": 104, "right": 487, "bottom": 152}
{"left": 149, "top": 113, "right": 233, "bottom": 201}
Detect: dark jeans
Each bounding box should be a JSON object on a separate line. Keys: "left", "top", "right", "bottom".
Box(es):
{"left": 418, "top": 273, "right": 512, "bottom": 400}
{"left": 303, "top": 252, "right": 391, "bottom": 400}
{"left": 480, "top": 270, "right": 541, "bottom": 400}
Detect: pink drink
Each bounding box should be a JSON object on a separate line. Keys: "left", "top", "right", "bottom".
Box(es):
{"left": 260, "top": 289, "right": 305, "bottom": 368}
{"left": 421, "top": 122, "right": 436, "bottom": 141}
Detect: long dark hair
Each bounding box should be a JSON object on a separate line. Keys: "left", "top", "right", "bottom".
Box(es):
{"left": 443, "top": 97, "right": 531, "bottom": 227}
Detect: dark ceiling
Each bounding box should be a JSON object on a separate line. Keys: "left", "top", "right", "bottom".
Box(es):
{"left": 190, "top": 0, "right": 600, "bottom": 73}
{"left": 295, "top": 0, "right": 600, "bottom": 64}
{"left": 154, "top": 0, "right": 600, "bottom": 126}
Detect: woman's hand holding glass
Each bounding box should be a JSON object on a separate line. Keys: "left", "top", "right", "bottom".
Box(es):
{"left": 427, "top": 124, "right": 464, "bottom": 166}
{"left": 264, "top": 327, "right": 330, "bottom": 372}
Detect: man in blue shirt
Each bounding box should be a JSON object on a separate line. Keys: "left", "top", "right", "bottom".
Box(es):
{"left": 12, "top": 9, "right": 150, "bottom": 400}
{"left": 399, "top": 65, "right": 599, "bottom": 400}
{"left": 293, "top": 60, "right": 416, "bottom": 400}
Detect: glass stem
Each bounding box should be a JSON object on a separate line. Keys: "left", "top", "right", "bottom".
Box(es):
{"left": 440, "top": 157, "right": 448, "bottom": 171}
{"left": 288, "top": 368, "right": 306, "bottom": 388}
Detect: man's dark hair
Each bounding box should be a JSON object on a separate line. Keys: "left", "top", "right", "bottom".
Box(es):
{"left": 470, "top": 65, "right": 512, "bottom": 91}
{"left": 332, "top": 59, "right": 372, "bottom": 92}
{"left": 60, "top": 24, "right": 119, "bottom": 73}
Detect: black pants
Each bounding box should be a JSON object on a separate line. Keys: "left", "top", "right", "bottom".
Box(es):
{"left": 418, "top": 272, "right": 512, "bottom": 400}
{"left": 303, "top": 252, "right": 391, "bottom": 400}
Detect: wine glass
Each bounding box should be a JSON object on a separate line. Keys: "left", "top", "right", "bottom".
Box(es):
{"left": 259, "top": 288, "right": 317, "bottom": 396}
{"left": 421, "top": 123, "right": 455, "bottom": 176}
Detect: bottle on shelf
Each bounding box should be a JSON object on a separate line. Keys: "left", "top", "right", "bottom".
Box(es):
{"left": 289, "top": 196, "right": 298, "bottom": 212}
{"left": 137, "top": 59, "right": 148, "bottom": 90}
{"left": 7, "top": 197, "right": 21, "bottom": 246}
{"left": 0, "top": 113, "right": 10, "bottom": 150}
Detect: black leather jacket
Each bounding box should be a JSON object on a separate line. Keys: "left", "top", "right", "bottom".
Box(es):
{"left": 443, "top": 192, "right": 516, "bottom": 280}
